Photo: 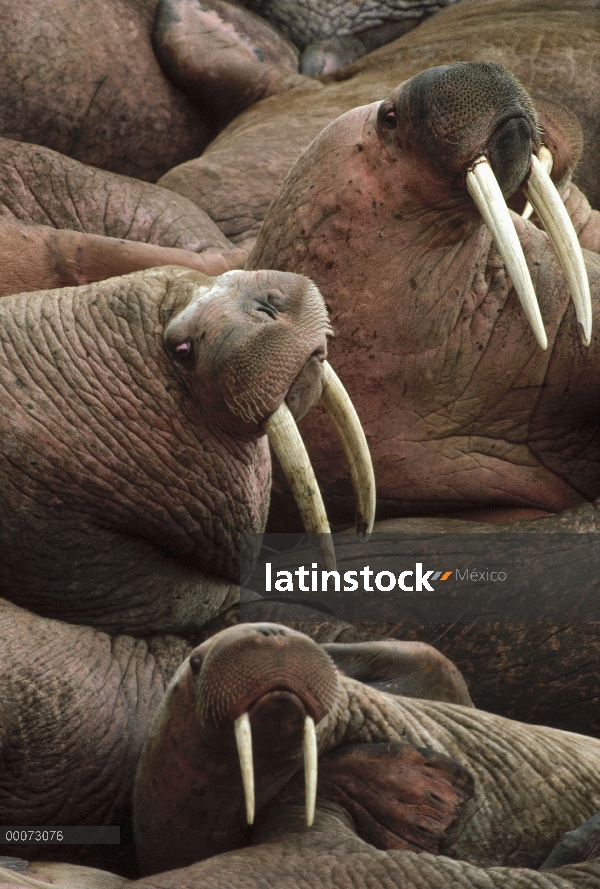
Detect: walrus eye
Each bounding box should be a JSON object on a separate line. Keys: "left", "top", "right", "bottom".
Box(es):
{"left": 172, "top": 339, "right": 194, "bottom": 365}
{"left": 189, "top": 653, "right": 203, "bottom": 675}
{"left": 378, "top": 103, "right": 397, "bottom": 130}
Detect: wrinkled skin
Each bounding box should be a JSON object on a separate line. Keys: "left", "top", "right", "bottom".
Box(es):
{"left": 0, "top": 267, "right": 331, "bottom": 636}
{"left": 0, "top": 138, "right": 247, "bottom": 296}
{"left": 0, "top": 138, "right": 239, "bottom": 255}
{"left": 0, "top": 0, "right": 299, "bottom": 181}
{"left": 0, "top": 601, "right": 467, "bottom": 875}
{"left": 160, "top": 0, "right": 599, "bottom": 248}
{"left": 0, "top": 597, "right": 190, "bottom": 875}
{"left": 129, "top": 624, "right": 600, "bottom": 887}
{"left": 129, "top": 816, "right": 600, "bottom": 889}
{"left": 238, "top": 0, "right": 463, "bottom": 75}
{"left": 249, "top": 64, "right": 600, "bottom": 524}
{"left": 240, "top": 0, "right": 462, "bottom": 51}
{"left": 240, "top": 61, "right": 600, "bottom": 740}
{"left": 0, "top": 217, "right": 246, "bottom": 298}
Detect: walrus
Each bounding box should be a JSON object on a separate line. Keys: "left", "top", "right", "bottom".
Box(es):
{"left": 132, "top": 623, "right": 600, "bottom": 880}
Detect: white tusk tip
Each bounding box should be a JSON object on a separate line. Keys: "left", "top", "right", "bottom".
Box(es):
{"left": 581, "top": 325, "right": 591, "bottom": 348}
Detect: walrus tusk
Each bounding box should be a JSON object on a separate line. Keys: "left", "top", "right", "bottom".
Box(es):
{"left": 521, "top": 145, "right": 553, "bottom": 221}
{"left": 466, "top": 156, "right": 548, "bottom": 351}
{"left": 233, "top": 711, "right": 318, "bottom": 828}
{"left": 523, "top": 153, "right": 592, "bottom": 347}
{"left": 304, "top": 715, "right": 318, "bottom": 827}
{"left": 319, "top": 361, "right": 376, "bottom": 541}
{"left": 234, "top": 712, "right": 255, "bottom": 825}
{"left": 265, "top": 403, "right": 336, "bottom": 571}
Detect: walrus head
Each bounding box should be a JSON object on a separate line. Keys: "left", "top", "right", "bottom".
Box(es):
{"left": 371, "top": 63, "right": 591, "bottom": 350}
{"left": 133, "top": 623, "right": 340, "bottom": 874}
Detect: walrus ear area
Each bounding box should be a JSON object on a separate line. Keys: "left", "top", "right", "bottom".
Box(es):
{"left": 317, "top": 742, "right": 473, "bottom": 853}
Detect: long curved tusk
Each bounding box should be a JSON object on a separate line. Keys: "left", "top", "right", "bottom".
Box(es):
{"left": 319, "top": 361, "right": 376, "bottom": 541}
{"left": 522, "top": 145, "right": 553, "bottom": 221}
{"left": 265, "top": 402, "right": 336, "bottom": 571}
{"left": 523, "top": 153, "right": 592, "bottom": 347}
{"left": 303, "top": 715, "right": 318, "bottom": 827}
{"left": 234, "top": 712, "right": 255, "bottom": 825}
{"left": 466, "top": 156, "right": 548, "bottom": 351}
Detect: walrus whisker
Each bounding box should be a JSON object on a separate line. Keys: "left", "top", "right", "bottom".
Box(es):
{"left": 466, "top": 156, "right": 548, "bottom": 351}
{"left": 234, "top": 712, "right": 255, "bottom": 825}
{"left": 521, "top": 145, "right": 553, "bottom": 220}
{"left": 303, "top": 715, "right": 318, "bottom": 827}
{"left": 523, "top": 152, "right": 592, "bottom": 346}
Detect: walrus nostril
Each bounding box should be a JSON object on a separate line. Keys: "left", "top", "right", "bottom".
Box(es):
{"left": 257, "top": 626, "right": 286, "bottom": 636}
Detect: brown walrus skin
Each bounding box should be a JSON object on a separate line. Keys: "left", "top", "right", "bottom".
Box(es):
{"left": 0, "top": 0, "right": 301, "bottom": 182}
{"left": 159, "top": 0, "right": 599, "bottom": 249}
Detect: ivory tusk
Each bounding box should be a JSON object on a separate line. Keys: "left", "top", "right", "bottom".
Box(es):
{"left": 523, "top": 153, "right": 592, "bottom": 346}
{"left": 265, "top": 402, "right": 336, "bottom": 571}
{"left": 234, "top": 712, "right": 255, "bottom": 825}
{"left": 319, "top": 361, "right": 376, "bottom": 541}
{"left": 303, "top": 715, "right": 318, "bottom": 827}
{"left": 522, "top": 145, "right": 553, "bottom": 220}
{"left": 466, "top": 157, "right": 548, "bottom": 351}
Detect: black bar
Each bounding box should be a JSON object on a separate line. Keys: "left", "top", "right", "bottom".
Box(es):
{"left": 0, "top": 827, "right": 120, "bottom": 844}
{"left": 241, "top": 531, "right": 600, "bottom": 623}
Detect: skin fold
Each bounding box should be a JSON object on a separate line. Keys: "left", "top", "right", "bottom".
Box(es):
{"left": 0, "top": 138, "right": 247, "bottom": 296}
{"left": 0, "top": 138, "right": 244, "bottom": 255}
{"left": 0, "top": 218, "right": 246, "bottom": 298}
{"left": 159, "top": 0, "right": 598, "bottom": 249}
{"left": 152, "top": 0, "right": 304, "bottom": 134}
{"left": 239, "top": 0, "right": 463, "bottom": 52}
{"left": 127, "top": 815, "right": 600, "bottom": 889}
{"left": 0, "top": 267, "right": 332, "bottom": 635}
{"left": 0, "top": 597, "right": 190, "bottom": 876}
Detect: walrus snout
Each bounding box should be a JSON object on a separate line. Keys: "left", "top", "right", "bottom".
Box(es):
{"left": 374, "top": 63, "right": 590, "bottom": 350}
{"left": 190, "top": 622, "right": 339, "bottom": 726}
{"left": 185, "top": 622, "right": 339, "bottom": 827}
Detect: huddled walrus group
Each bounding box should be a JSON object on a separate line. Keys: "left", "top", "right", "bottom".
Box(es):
{"left": 1, "top": 1, "right": 600, "bottom": 888}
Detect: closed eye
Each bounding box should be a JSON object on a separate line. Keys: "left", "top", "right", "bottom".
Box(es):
{"left": 255, "top": 296, "right": 278, "bottom": 319}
